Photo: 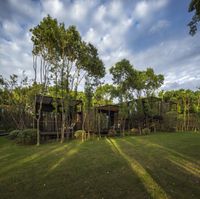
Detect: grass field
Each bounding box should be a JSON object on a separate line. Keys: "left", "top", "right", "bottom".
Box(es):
{"left": 0, "top": 132, "right": 200, "bottom": 199}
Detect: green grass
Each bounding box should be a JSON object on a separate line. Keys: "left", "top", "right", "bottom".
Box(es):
{"left": 0, "top": 132, "right": 200, "bottom": 199}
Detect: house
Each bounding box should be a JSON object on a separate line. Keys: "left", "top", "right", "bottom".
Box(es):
{"left": 35, "top": 95, "right": 83, "bottom": 137}
{"left": 95, "top": 104, "right": 119, "bottom": 134}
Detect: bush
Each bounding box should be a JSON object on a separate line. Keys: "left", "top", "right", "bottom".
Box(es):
{"left": 130, "top": 128, "right": 139, "bottom": 135}
{"left": 108, "top": 129, "right": 116, "bottom": 137}
{"left": 8, "top": 130, "right": 21, "bottom": 140}
{"left": 17, "top": 129, "right": 37, "bottom": 145}
{"left": 74, "top": 130, "right": 86, "bottom": 140}
{"left": 142, "top": 128, "right": 150, "bottom": 135}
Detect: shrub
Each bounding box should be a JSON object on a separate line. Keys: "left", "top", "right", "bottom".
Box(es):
{"left": 142, "top": 128, "right": 150, "bottom": 135}
{"left": 130, "top": 128, "right": 139, "bottom": 135}
{"left": 8, "top": 130, "right": 21, "bottom": 140}
{"left": 108, "top": 129, "right": 116, "bottom": 137}
{"left": 125, "top": 131, "right": 130, "bottom": 136}
{"left": 74, "top": 130, "right": 86, "bottom": 140}
{"left": 17, "top": 129, "right": 37, "bottom": 145}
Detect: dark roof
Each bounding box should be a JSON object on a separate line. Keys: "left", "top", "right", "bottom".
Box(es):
{"left": 94, "top": 97, "right": 162, "bottom": 112}
{"left": 95, "top": 104, "right": 119, "bottom": 112}
{"left": 35, "top": 95, "right": 82, "bottom": 106}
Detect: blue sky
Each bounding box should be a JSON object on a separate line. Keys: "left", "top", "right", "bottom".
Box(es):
{"left": 0, "top": 0, "right": 199, "bottom": 90}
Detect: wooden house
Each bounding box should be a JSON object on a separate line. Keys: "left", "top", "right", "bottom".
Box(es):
{"left": 95, "top": 104, "right": 119, "bottom": 134}
{"left": 35, "top": 95, "right": 83, "bottom": 137}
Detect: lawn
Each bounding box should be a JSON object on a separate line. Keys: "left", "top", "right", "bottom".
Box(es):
{"left": 0, "top": 133, "right": 200, "bottom": 199}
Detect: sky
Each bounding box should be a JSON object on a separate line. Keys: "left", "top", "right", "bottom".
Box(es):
{"left": 0, "top": 0, "right": 200, "bottom": 90}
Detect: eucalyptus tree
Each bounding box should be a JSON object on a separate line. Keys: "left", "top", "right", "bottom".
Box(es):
{"left": 82, "top": 76, "right": 94, "bottom": 137}
{"left": 193, "top": 89, "right": 200, "bottom": 131}
{"left": 30, "top": 15, "right": 59, "bottom": 145}
{"left": 160, "top": 89, "right": 200, "bottom": 132}
{"left": 110, "top": 59, "right": 133, "bottom": 135}
{"left": 57, "top": 27, "right": 105, "bottom": 142}
{"left": 31, "top": 15, "right": 105, "bottom": 143}
{"left": 94, "top": 84, "right": 114, "bottom": 105}
{"left": 110, "top": 59, "right": 164, "bottom": 133}
{"left": 82, "top": 54, "right": 105, "bottom": 138}
{"left": 144, "top": 68, "right": 164, "bottom": 97}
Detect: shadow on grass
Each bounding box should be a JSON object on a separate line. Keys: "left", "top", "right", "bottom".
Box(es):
{"left": 106, "top": 138, "right": 168, "bottom": 199}
{"left": 130, "top": 136, "right": 200, "bottom": 164}
{"left": 122, "top": 137, "right": 200, "bottom": 198}
{"left": 128, "top": 137, "right": 200, "bottom": 178}
{"left": 45, "top": 141, "right": 83, "bottom": 176}
{"left": 0, "top": 140, "right": 82, "bottom": 179}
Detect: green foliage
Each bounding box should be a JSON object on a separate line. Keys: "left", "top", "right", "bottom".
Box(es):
{"left": 30, "top": 15, "right": 105, "bottom": 144}
{"left": 94, "top": 84, "right": 114, "bottom": 105}
{"left": 17, "top": 129, "right": 37, "bottom": 145}
{"left": 142, "top": 128, "right": 151, "bottom": 135}
{"left": 8, "top": 130, "right": 21, "bottom": 140}
{"left": 188, "top": 0, "right": 200, "bottom": 35}
{"left": 160, "top": 89, "right": 200, "bottom": 132}
{"left": 163, "top": 111, "right": 178, "bottom": 132}
{"left": 110, "top": 59, "right": 133, "bottom": 85}
{"left": 130, "top": 128, "right": 139, "bottom": 135}
{"left": 74, "top": 130, "right": 86, "bottom": 139}
{"left": 8, "top": 129, "right": 37, "bottom": 144}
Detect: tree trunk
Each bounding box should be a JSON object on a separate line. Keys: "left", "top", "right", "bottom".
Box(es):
{"left": 36, "top": 95, "right": 44, "bottom": 146}
{"left": 61, "top": 111, "right": 65, "bottom": 143}
{"left": 98, "top": 112, "right": 101, "bottom": 138}
{"left": 183, "top": 98, "right": 186, "bottom": 131}
{"left": 55, "top": 114, "right": 59, "bottom": 141}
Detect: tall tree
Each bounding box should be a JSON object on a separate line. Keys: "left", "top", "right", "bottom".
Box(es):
{"left": 30, "top": 15, "right": 105, "bottom": 143}
{"left": 110, "top": 59, "right": 133, "bottom": 135}
{"left": 30, "top": 15, "right": 58, "bottom": 145}
{"left": 94, "top": 84, "right": 114, "bottom": 105}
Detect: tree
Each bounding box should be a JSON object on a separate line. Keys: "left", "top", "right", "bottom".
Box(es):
{"left": 30, "top": 15, "right": 58, "bottom": 145}
{"left": 160, "top": 89, "right": 200, "bottom": 132}
{"left": 94, "top": 84, "right": 114, "bottom": 105}
{"left": 144, "top": 68, "right": 164, "bottom": 97}
{"left": 82, "top": 76, "right": 94, "bottom": 138}
{"left": 0, "top": 73, "right": 32, "bottom": 131}
{"left": 30, "top": 15, "right": 105, "bottom": 143}
{"left": 110, "top": 59, "right": 133, "bottom": 135}
{"left": 188, "top": 0, "right": 200, "bottom": 35}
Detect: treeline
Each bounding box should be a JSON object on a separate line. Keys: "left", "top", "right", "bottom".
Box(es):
{"left": 160, "top": 89, "right": 200, "bottom": 132}
{"left": 0, "top": 71, "right": 200, "bottom": 140}
{"left": 0, "top": 15, "right": 200, "bottom": 145}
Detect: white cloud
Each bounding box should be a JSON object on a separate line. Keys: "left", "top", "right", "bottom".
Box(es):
{"left": 132, "top": 35, "right": 200, "bottom": 90}
{"left": 109, "top": 1, "right": 123, "bottom": 19}
{"left": 84, "top": 28, "right": 100, "bottom": 45}
{"left": 0, "top": 0, "right": 199, "bottom": 91}
{"left": 6, "top": 0, "right": 41, "bottom": 22}
{"left": 94, "top": 5, "right": 107, "bottom": 24}
{"left": 134, "top": 0, "right": 168, "bottom": 19}
{"left": 42, "top": 0, "right": 63, "bottom": 17}
{"left": 134, "top": 1, "right": 149, "bottom": 19}
{"left": 149, "top": 20, "right": 170, "bottom": 33}
{"left": 2, "top": 20, "right": 22, "bottom": 35}
{"left": 71, "top": 1, "right": 89, "bottom": 22}
{"left": 0, "top": 38, "right": 33, "bottom": 79}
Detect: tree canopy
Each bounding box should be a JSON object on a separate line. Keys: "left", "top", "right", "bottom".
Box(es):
{"left": 188, "top": 0, "right": 200, "bottom": 35}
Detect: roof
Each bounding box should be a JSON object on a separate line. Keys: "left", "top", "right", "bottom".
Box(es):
{"left": 35, "top": 95, "right": 82, "bottom": 106}
{"left": 95, "top": 104, "right": 119, "bottom": 112}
